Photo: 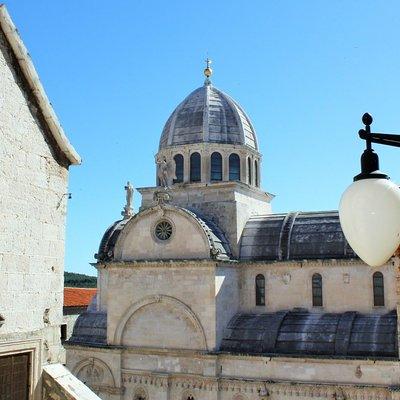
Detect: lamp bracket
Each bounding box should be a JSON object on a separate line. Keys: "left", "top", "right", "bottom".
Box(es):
{"left": 359, "top": 130, "right": 400, "bottom": 148}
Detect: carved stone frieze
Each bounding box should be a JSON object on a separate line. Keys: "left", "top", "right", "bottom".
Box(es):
{"left": 121, "top": 371, "right": 393, "bottom": 399}
{"left": 122, "top": 373, "right": 169, "bottom": 388}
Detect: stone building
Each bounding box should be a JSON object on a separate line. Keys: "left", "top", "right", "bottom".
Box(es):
{"left": 66, "top": 65, "right": 400, "bottom": 400}
{"left": 0, "top": 5, "right": 100, "bottom": 399}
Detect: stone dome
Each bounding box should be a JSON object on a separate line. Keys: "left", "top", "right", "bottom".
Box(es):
{"left": 159, "top": 83, "right": 258, "bottom": 150}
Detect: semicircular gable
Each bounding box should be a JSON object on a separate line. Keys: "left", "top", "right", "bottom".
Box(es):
{"left": 113, "top": 206, "right": 217, "bottom": 261}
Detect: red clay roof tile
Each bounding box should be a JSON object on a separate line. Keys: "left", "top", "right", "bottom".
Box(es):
{"left": 64, "top": 287, "right": 97, "bottom": 307}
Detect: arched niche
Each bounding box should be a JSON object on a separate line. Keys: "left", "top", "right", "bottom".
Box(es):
{"left": 114, "top": 294, "right": 208, "bottom": 351}
{"left": 73, "top": 357, "right": 116, "bottom": 389}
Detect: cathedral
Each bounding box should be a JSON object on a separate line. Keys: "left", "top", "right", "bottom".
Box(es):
{"left": 65, "top": 64, "right": 400, "bottom": 400}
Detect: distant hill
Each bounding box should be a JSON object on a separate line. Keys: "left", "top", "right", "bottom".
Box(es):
{"left": 64, "top": 271, "right": 97, "bottom": 288}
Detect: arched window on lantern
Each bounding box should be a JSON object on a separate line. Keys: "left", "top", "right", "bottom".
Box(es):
{"left": 210, "top": 152, "right": 222, "bottom": 181}
{"left": 190, "top": 152, "right": 201, "bottom": 182}
{"left": 173, "top": 154, "right": 184, "bottom": 183}
{"left": 229, "top": 153, "right": 240, "bottom": 181}
{"left": 255, "top": 274, "right": 265, "bottom": 306}
{"left": 373, "top": 271, "right": 385, "bottom": 306}
{"left": 312, "top": 273, "right": 323, "bottom": 307}
{"left": 247, "top": 157, "right": 252, "bottom": 185}
{"left": 255, "top": 159, "right": 259, "bottom": 187}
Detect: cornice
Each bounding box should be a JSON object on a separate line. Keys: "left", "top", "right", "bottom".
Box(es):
{"left": 96, "top": 259, "right": 218, "bottom": 269}
{"left": 137, "top": 180, "right": 271, "bottom": 202}
{"left": 64, "top": 344, "right": 400, "bottom": 365}
{"left": 121, "top": 346, "right": 213, "bottom": 358}
{"left": 64, "top": 343, "right": 123, "bottom": 354}
{"left": 156, "top": 142, "right": 262, "bottom": 157}
{"left": 238, "top": 258, "right": 391, "bottom": 268}
{"left": 95, "top": 258, "right": 393, "bottom": 270}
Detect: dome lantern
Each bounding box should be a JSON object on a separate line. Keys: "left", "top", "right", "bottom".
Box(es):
{"left": 204, "top": 57, "right": 213, "bottom": 85}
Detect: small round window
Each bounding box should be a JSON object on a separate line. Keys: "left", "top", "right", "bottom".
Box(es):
{"left": 155, "top": 220, "right": 173, "bottom": 241}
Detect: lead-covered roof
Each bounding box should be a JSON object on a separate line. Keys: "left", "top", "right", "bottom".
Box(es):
{"left": 221, "top": 310, "right": 398, "bottom": 358}
{"left": 240, "top": 211, "right": 357, "bottom": 261}
{"left": 159, "top": 84, "right": 258, "bottom": 150}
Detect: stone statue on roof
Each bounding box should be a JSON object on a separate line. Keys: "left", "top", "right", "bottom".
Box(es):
{"left": 155, "top": 155, "right": 175, "bottom": 188}
{"left": 121, "top": 181, "right": 134, "bottom": 219}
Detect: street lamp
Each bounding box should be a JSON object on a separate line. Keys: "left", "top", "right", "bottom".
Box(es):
{"left": 339, "top": 113, "right": 400, "bottom": 267}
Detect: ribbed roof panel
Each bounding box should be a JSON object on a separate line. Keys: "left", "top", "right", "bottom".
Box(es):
{"left": 159, "top": 85, "right": 258, "bottom": 150}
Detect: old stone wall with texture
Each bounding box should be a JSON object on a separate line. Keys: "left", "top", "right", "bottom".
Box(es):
{"left": 239, "top": 259, "right": 397, "bottom": 313}
{"left": 66, "top": 345, "right": 400, "bottom": 400}
{"left": 0, "top": 24, "right": 69, "bottom": 368}
{"left": 105, "top": 261, "right": 217, "bottom": 350}
{"left": 138, "top": 181, "right": 272, "bottom": 257}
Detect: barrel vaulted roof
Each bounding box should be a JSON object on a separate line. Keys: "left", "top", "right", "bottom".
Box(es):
{"left": 221, "top": 310, "right": 398, "bottom": 358}
{"left": 240, "top": 211, "right": 357, "bottom": 261}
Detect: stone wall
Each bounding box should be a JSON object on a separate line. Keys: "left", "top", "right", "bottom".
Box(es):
{"left": 113, "top": 208, "right": 211, "bottom": 261}
{"left": 67, "top": 257, "right": 399, "bottom": 400}
{"left": 66, "top": 347, "right": 123, "bottom": 400}
{"left": 215, "top": 265, "right": 240, "bottom": 347}
{"left": 239, "top": 259, "right": 397, "bottom": 313}
{"left": 105, "top": 261, "right": 217, "bottom": 350}
{"left": 155, "top": 142, "right": 261, "bottom": 187}
{"left": 138, "top": 181, "right": 272, "bottom": 257}
{"left": 66, "top": 345, "right": 400, "bottom": 400}
{"left": 0, "top": 21, "right": 70, "bottom": 396}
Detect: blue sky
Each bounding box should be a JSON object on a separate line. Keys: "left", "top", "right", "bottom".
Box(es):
{"left": 5, "top": 1, "right": 400, "bottom": 275}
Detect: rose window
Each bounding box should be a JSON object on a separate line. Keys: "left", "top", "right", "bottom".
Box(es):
{"left": 155, "top": 221, "right": 173, "bottom": 240}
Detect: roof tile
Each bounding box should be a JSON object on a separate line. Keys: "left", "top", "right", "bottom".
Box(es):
{"left": 64, "top": 287, "right": 97, "bottom": 307}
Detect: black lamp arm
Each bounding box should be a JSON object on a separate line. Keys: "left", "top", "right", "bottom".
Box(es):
{"left": 359, "top": 130, "right": 400, "bottom": 148}
{"left": 353, "top": 113, "right": 393, "bottom": 181}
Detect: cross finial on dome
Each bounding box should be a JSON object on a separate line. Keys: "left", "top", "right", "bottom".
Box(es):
{"left": 204, "top": 58, "right": 212, "bottom": 85}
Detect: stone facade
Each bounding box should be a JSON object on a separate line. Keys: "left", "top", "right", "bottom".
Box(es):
{"left": 155, "top": 143, "right": 261, "bottom": 187}
{"left": 67, "top": 344, "right": 400, "bottom": 400}
{"left": 138, "top": 181, "right": 272, "bottom": 257}
{"left": 239, "top": 259, "right": 397, "bottom": 313}
{"left": 66, "top": 70, "right": 400, "bottom": 399}
{"left": 66, "top": 203, "right": 400, "bottom": 400}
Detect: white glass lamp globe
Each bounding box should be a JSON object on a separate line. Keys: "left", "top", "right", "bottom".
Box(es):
{"left": 339, "top": 177, "right": 400, "bottom": 267}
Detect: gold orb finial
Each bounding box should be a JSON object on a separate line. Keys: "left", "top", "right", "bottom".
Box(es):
{"left": 204, "top": 57, "right": 212, "bottom": 78}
